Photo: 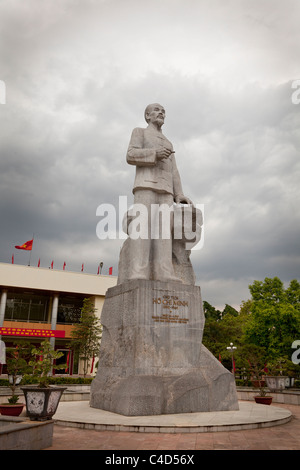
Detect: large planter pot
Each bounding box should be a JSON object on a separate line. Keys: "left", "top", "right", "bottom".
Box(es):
{"left": 254, "top": 396, "right": 273, "bottom": 405}
{"left": 0, "top": 403, "right": 25, "bottom": 416}
{"left": 21, "top": 386, "right": 66, "bottom": 421}
{"left": 265, "top": 376, "right": 287, "bottom": 392}
{"left": 285, "top": 377, "right": 295, "bottom": 388}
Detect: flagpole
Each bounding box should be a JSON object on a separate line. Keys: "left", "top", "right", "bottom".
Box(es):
{"left": 28, "top": 233, "right": 34, "bottom": 266}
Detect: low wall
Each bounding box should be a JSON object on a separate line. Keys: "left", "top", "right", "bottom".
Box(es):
{"left": 0, "top": 415, "right": 53, "bottom": 450}
{"left": 0, "top": 384, "right": 90, "bottom": 405}
{"left": 1, "top": 385, "right": 300, "bottom": 406}
{"left": 237, "top": 387, "right": 300, "bottom": 405}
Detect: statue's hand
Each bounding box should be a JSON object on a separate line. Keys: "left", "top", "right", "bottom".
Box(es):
{"left": 175, "top": 195, "right": 193, "bottom": 205}
{"left": 156, "top": 147, "right": 174, "bottom": 160}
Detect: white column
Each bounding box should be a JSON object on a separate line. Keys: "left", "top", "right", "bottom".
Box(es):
{"left": 50, "top": 293, "right": 59, "bottom": 348}
{"left": 0, "top": 289, "right": 7, "bottom": 341}
{"left": 0, "top": 289, "right": 7, "bottom": 327}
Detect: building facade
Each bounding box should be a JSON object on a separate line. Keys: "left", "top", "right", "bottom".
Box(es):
{"left": 0, "top": 263, "right": 116, "bottom": 376}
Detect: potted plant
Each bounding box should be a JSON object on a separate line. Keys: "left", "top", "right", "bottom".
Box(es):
{"left": 252, "top": 373, "right": 273, "bottom": 405}
{"left": 0, "top": 341, "right": 31, "bottom": 417}
{"left": 246, "top": 349, "right": 273, "bottom": 405}
{"left": 253, "top": 381, "right": 273, "bottom": 405}
{"left": 21, "top": 340, "right": 67, "bottom": 421}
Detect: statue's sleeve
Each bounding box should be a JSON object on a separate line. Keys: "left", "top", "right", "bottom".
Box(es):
{"left": 126, "top": 128, "right": 157, "bottom": 166}
{"left": 172, "top": 155, "right": 185, "bottom": 200}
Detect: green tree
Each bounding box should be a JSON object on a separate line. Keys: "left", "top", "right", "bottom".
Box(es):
{"left": 69, "top": 298, "right": 102, "bottom": 377}
{"left": 202, "top": 278, "right": 300, "bottom": 376}
{"left": 249, "top": 276, "right": 285, "bottom": 303}
{"left": 203, "top": 301, "right": 221, "bottom": 321}
{"left": 28, "top": 340, "right": 65, "bottom": 387}
{"left": 285, "top": 279, "right": 300, "bottom": 306}
{"left": 222, "top": 304, "right": 239, "bottom": 317}
{"left": 239, "top": 299, "right": 252, "bottom": 316}
{"left": 243, "top": 277, "right": 300, "bottom": 360}
{"left": 202, "top": 302, "right": 244, "bottom": 368}
{"left": 6, "top": 340, "right": 32, "bottom": 401}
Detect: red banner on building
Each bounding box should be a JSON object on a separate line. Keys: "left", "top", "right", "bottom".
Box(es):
{"left": 0, "top": 327, "right": 65, "bottom": 338}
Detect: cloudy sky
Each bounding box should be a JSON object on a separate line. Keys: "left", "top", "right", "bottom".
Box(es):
{"left": 0, "top": 0, "right": 299, "bottom": 310}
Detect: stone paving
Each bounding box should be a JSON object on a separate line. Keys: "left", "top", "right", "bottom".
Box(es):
{"left": 44, "top": 402, "right": 300, "bottom": 450}
{"left": 49, "top": 400, "right": 292, "bottom": 432}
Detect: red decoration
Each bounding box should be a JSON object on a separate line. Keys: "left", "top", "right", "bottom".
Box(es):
{"left": 0, "top": 327, "right": 65, "bottom": 338}
{"left": 15, "top": 239, "right": 33, "bottom": 251}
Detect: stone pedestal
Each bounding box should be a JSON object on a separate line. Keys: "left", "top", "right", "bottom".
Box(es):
{"left": 90, "top": 280, "right": 239, "bottom": 416}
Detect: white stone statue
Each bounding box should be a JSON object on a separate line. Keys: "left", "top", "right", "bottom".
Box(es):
{"left": 90, "top": 104, "right": 238, "bottom": 416}
{"left": 118, "top": 103, "right": 202, "bottom": 284}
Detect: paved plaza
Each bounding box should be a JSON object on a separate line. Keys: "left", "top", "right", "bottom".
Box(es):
{"left": 44, "top": 402, "right": 300, "bottom": 450}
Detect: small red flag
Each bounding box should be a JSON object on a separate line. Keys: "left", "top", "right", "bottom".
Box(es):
{"left": 38, "top": 259, "right": 40, "bottom": 267}
{"left": 63, "top": 261, "right": 66, "bottom": 270}
{"left": 81, "top": 263, "right": 84, "bottom": 272}
{"left": 51, "top": 261, "right": 54, "bottom": 269}
{"left": 109, "top": 267, "right": 113, "bottom": 275}
{"left": 15, "top": 239, "right": 33, "bottom": 251}
{"left": 12, "top": 254, "right": 14, "bottom": 264}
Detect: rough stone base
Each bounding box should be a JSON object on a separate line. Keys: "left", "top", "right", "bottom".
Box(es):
{"left": 90, "top": 279, "right": 239, "bottom": 416}
{"left": 90, "top": 346, "right": 239, "bottom": 415}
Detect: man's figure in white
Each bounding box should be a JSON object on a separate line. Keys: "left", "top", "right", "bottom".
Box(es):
{"left": 126, "top": 103, "right": 192, "bottom": 282}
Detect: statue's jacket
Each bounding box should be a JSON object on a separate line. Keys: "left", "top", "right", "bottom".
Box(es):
{"left": 126, "top": 126, "right": 184, "bottom": 199}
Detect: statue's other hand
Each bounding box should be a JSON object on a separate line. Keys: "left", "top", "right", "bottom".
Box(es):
{"left": 175, "top": 195, "right": 193, "bottom": 205}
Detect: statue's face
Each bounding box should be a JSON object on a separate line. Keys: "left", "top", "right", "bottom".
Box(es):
{"left": 146, "top": 104, "right": 165, "bottom": 126}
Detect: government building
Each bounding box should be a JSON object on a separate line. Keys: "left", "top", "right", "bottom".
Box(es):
{"left": 0, "top": 262, "right": 117, "bottom": 376}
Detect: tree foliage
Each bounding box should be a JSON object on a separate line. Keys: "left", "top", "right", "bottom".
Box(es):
{"left": 6, "top": 340, "right": 32, "bottom": 399}
{"left": 202, "top": 301, "right": 244, "bottom": 369}
{"left": 202, "top": 277, "right": 300, "bottom": 374}
{"left": 28, "top": 340, "right": 65, "bottom": 387}
{"left": 243, "top": 277, "right": 300, "bottom": 360}
{"left": 69, "top": 298, "right": 102, "bottom": 377}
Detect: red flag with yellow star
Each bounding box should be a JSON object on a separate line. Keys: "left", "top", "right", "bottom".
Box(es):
{"left": 15, "top": 239, "right": 33, "bottom": 251}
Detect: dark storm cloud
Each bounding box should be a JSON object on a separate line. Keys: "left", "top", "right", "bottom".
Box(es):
{"left": 0, "top": 0, "right": 299, "bottom": 306}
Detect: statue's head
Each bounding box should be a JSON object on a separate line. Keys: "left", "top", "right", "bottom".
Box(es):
{"left": 144, "top": 103, "right": 165, "bottom": 125}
